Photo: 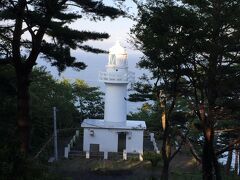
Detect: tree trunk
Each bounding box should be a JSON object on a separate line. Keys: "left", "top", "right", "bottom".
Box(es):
{"left": 201, "top": 99, "right": 222, "bottom": 180}
{"left": 16, "top": 69, "right": 31, "bottom": 154}
{"left": 234, "top": 144, "right": 239, "bottom": 175}
{"left": 202, "top": 126, "right": 222, "bottom": 180}
{"left": 212, "top": 148, "right": 221, "bottom": 180}
{"left": 239, "top": 145, "right": 240, "bottom": 176}
{"left": 202, "top": 131, "right": 214, "bottom": 180}
{"left": 161, "top": 158, "right": 170, "bottom": 180}
{"left": 161, "top": 122, "right": 171, "bottom": 180}
{"left": 226, "top": 144, "right": 233, "bottom": 175}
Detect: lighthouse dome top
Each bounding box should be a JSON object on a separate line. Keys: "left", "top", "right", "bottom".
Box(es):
{"left": 109, "top": 41, "right": 127, "bottom": 55}
{"left": 108, "top": 41, "right": 128, "bottom": 68}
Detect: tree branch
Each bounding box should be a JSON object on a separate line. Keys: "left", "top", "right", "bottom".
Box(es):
{"left": 0, "top": 57, "right": 12, "bottom": 65}
{"left": 216, "top": 138, "right": 240, "bottom": 156}
{"left": 178, "top": 131, "right": 202, "bottom": 163}
{"left": 170, "top": 130, "right": 189, "bottom": 161}
{"left": 12, "top": 0, "right": 26, "bottom": 66}
{"left": 215, "top": 128, "right": 240, "bottom": 133}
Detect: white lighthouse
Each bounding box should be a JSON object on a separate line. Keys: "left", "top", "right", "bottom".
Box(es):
{"left": 81, "top": 41, "right": 146, "bottom": 159}
{"left": 101, "top": 41, "right": 134, "bottom": 125}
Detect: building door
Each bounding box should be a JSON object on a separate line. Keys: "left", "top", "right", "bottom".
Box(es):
{"left": 118, "top": 132, "right": 126, "bottom": 152}
{"left": 90, "top": 144, "right": 99, "bottom": 152}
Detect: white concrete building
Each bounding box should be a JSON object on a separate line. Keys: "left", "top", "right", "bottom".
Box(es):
{"left": 81, "top": 41, "right": 146, "bottom": 159}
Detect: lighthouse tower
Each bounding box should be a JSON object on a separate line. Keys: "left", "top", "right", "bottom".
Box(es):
{"left": 81, "top": 41, "right": 146, "bottom": 159}
{"left": 99, "top": 41, "right": 134, "bottom": 125}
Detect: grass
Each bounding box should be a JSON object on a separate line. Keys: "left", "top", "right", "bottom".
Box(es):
{"left": 46, "top": 153, "right": 239, "bottom": 180}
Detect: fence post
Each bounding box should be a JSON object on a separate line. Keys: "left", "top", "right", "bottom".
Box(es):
{"left": 53, "top": 107, "right": 58, "bottom": 161}
{"left": 86, "top": 151, "right": 90, "bottom": 159}
{"left": 123, "top": 149, "right": 127, "bottom": 160}
{"left": 104, "top": 151, "right": 108, "bottom": 160}
{"left": 64, "top": 147, "right": 69, "bottom": 158}
{"left": 76, "top": 130, "right": 79, "bottom": 137}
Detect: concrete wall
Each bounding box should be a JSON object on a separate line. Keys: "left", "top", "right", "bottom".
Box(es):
{"left": 83, "top": 128, "right": 118, "bottom": 152}
{"left": 126, "top": 130, "right": 143, "bottom": 153}
{"left": 83, "top": 128, "right": 144, "bottom": 153}
{"left": 104, "top": 83, "right": 127, "bottom": 124}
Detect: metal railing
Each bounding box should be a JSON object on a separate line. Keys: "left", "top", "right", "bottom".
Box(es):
{"left": 99, "top": 71, "right": 135, "bottom": 83}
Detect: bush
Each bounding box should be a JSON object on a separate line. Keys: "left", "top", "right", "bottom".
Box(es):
{"left": 143, "top": 152, "right": 161, "bottom": 167}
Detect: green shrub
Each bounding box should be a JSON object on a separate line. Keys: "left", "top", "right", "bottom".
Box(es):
{"left": 143, "top": 152, "right": 161, "bottom": 167}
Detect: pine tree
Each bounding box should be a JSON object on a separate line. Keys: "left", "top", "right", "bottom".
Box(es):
{"left": 131, "top": 0, "right": 240, "bottom": 179}
{"left": 0, "top": 0, "right": 124, "bottom": 155}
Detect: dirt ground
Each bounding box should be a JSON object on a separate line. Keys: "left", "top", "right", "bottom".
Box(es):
{"left": 49, "top": 132, "right": 202, "bottom": 180}
{"left": 49, "top": 151, "right": 201, "bottom": 180}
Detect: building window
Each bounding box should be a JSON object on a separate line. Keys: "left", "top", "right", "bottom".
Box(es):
{"left": 109, "top": 54, "right": 116, "bottom": 65}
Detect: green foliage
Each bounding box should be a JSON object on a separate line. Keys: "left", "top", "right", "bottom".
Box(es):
{"left": 0, "top": 0, "right": 124, "bottom": 70}
{"left": 131, "top": 1, "right": 240, "bottom": 179}
{"left": 0, "top": 65, "right": 17, "bottom": 145}
{"left": 73, "top": 79, "right": 104, "bottom": 120}
{"left": 0, "top": 66, "right": 104, "bottom": 178}
{"left": 0, "top": 0, "right": 125, "bottom": 156}
{"left": 128, "top": 102, "right": 161, "bottom": 131}
{"left": 143, "top": 151, "right": 162, "bottom": 167}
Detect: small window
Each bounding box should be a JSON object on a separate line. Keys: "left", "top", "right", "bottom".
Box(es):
{"left": 90, "top": 144, "right": 99, "bottom": 152}
{"left": 109, "top": 54, "right": 116, "bottom": 65}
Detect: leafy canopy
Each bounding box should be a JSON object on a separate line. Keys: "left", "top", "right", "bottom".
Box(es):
{"left": 0, "top": 0, "right": 125, "bottom": 72}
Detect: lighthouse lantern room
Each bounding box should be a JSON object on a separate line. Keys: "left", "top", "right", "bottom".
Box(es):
{"left": 81, "top": 41, "right": 146, "bottom": 159}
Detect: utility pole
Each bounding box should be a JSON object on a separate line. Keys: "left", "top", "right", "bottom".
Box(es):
{"left": 53, "top": 107, "right": 58, "bottom": 161}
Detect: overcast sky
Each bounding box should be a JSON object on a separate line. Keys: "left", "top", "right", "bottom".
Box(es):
{"left": 38, "top": 0, "right": 144, "bottom": 82}
{"left": 36, "top": 1, "right": 147, "bottom": 112}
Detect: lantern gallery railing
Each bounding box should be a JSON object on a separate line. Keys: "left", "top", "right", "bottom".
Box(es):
{"left": 99, "top": 71, "right": 135, "bottom": 83}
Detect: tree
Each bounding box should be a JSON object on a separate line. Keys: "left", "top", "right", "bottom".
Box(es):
{"left": 0, "top": 0, "right": 124, "bottom": 155}
{"left": 130, "top": 1, "right": 195, "bottom": 179}
{"left": 0, "top": 66, "right": 107, "bottom": 178}
{"left": 131, "top": 0, "right": 240, "bottom": 179}
{"left": 73, "top": 79, "right": 104, "bottom": 121}
{"left": 29, "top": 68, "right": 79, "bottom": 151}
{"left": 128, "top": 102, "right": 161, "bottom": 132}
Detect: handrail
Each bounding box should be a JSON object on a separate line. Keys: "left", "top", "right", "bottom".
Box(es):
{"left": 99, "top": 71, "right": 134, "bottom": 83}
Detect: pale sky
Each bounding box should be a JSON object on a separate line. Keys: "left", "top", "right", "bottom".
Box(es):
{"left": 36, "top": 1, "right": 146, "bottom": 112}
{"left": 68, "top": 0, "right": 139, "bottom": 54}
{"left": 38, "top": 0, "right": 143, "bottom": 82}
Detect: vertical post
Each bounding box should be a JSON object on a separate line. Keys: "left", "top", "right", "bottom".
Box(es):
{"left": 104, "top": 151, "right": 108, "bottom": 160}
{"left": 64, "top": 147, "right": 69, "bottom": 159}
{"left": 86, "top": 151, "right": 90, "bottom": 159}
{"left": 139, "top": 152, "right": 143, "bottom": 161}
{"left": 123, "top": 149, "right": 127, "bottom": 160}
{"left": 68, "top": 144, "right": 70, "bottom": 152}
{"left": 53, "top": 107, "right": 58, "bottom": 161}
{"left": 150, "top": 133, "right": 154, "bottom": 142}
{"left": 76, "top": 130, "right": 79, "bottom": 137}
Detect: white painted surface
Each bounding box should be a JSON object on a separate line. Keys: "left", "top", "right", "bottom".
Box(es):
{"left": 104, "top": 151, "right": 108, "bottom": 159}
{"left": 108, "top": 41, "right": 128, "bottom": 69}
{"left": 83, "top": 128, "right": 118, "bottom": 152}
{"left": 76, "top": 130, "right": 79, "bottom": 137}
{"left": 149, "top": 132, "right": 160, "bottom": 154}
{"left": 99, "top": 71, "right": 134, "bottom": 83}
{"left": 98, "top": 42, "right": 135, "bottom": 124}
{"left": 139, "top": 153, "right": 143, "bottom": 161}
{"left": 104, "top": 83, "right": 127, "bottom": 124}
{"left": 81, "top": 42, "right": 146, "bottom": 158}
{"left": 81, "top": 119, "right": 146, "bottom": 129}
{"left": 64, "top": 147, "right": 69, "bottom": 158}
{"left": 126, "top": 130, "right": 144, "bottom": 153}
{"left": 86, "top": 151, "right": 90, "bottom": 159}
{"left": 83, "top": 127, "right": 145, "bottom": 153}
{"left": 123, "top": 150, "right": 127, "bottom": 160}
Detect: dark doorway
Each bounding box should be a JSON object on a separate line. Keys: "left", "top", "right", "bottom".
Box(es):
{"left": 90, "top": 144, "right": 99, "bottom": 152}
{"left": 118, "top": 132, "right": 126, "bottom": 152}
